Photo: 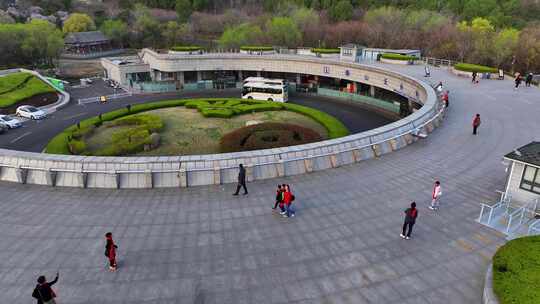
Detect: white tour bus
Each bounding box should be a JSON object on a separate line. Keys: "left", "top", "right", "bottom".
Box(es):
{"left": 242, "top": 77, "right": 288, "bottom": 102}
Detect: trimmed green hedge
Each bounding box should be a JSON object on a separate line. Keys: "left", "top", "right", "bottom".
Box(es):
{"left": 454, "top": 63, "right": 498, "bottom": 73}
{"left": 240, "top": 46, "right": 274, "bottom": 51}
{"left": 493, "top": 235, "right": 540, "bottom": 304}
{"left": 380, "top": 53, "right": 418, "bottom": 61}
{"left": 45, "top": 98, "right": 349, "bottom": 155}
{"left": 170, "top": 46, "right": 202, "bottom": 52}
{"left": 0, "top": 74, "right": 56, "bottom": 108}
{"left": 311, "top": 48, "right": 340, "bottom": 54}
{"left": 0, "top": 72, "right": 32, "bottom": 95}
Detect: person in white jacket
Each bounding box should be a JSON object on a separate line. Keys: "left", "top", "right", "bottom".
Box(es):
{"left": 429, "top": 181, "right": 442, "bottom": 210}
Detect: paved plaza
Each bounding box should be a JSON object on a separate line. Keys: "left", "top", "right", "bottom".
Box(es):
{"left": 1, "top": 64, "right": 539, "bottom": 303}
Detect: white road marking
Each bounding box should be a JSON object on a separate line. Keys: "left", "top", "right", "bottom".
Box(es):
{"left": 10, "top": 132, "right": 32, "bottom": 143}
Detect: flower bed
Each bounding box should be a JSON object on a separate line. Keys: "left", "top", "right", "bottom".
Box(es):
{"left": 220, "top": 122, "right": 322, "bottom": 152}
{"left": 492, "top": 235, "right": 540, "bottom": 304}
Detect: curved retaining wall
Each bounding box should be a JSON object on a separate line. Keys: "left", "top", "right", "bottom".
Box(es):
{"left": 0, "top": 53, "right": 444, "bottom": 188}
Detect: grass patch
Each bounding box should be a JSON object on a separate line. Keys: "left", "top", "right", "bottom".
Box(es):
{"left": 170, "top": 46, "right": 202, "bottom": 52}
{"left": 45, "top": 98, "right": 348, "bottom": 155}
{"left": 240, "top": 46, "right": 274, "bottom": 51}
{"left": 311, "top": 48, "right": 340, "bottom": 54}
{"left": 454, "top": 63, "right": 498, "bottom": 73}
{"left": 0, "top": 73, "right": 56, "bottom": 108}
{"left": 380, "top": 53, "right": 418, "bottom": 61}
{"left": 492, "top": 235, "right": 540, "bottom": 304}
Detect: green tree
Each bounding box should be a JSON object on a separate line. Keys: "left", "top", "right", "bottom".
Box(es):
{"left": 218, "top": 23, "right": 264, "bottom": 49}
{"left": 100, "top": 19, "right": 129, "bottom": 48}
{"left": 492, "top": 28, "right": 519, "bottom": 68}
{"left": 23, "top": 20, "right": 64, "bottom": 66}
{"left": 133, "top": 4, "right": 162, "bottom": 48}
{"left": 266, "top": 17, "right": 302, "bottom": 47}
{"left": 329, "top": 0, "right": 354, "bottom": 22}
{"left": 193, "top": 0, "right": 210, "bottom": 11}
{"left": 175, "top": 0, "right": 193, "bottom": 23}
{"left": 162, "top": 21, "right": 190, "bottom": 48}
{"left": 62, "top": 13, "right": 96, "bottom": 34}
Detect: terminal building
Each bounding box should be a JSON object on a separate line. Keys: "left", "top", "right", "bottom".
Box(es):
{"left": 101, "top": 48, "right": 420, "bottom": 117}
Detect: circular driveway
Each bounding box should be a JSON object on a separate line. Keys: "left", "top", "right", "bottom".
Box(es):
{"left": 0, "top": 64, "right": 538, "bottom": 304}
{"left": 0, "top": 88, "right": 393, "bottom": 152}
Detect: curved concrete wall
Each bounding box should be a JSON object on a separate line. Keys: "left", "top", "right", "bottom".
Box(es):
{"left": 0, "top": 52, "right": 444, "bottom": 188}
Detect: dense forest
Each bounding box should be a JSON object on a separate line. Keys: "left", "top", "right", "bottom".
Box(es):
{"left": 1, "top": 0, "right": 540, "bottom": 72}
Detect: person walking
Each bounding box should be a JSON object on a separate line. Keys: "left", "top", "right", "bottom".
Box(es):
{"left": 526, "top": 73, "right": 533, "bottom": 87}
{"left": 272, "top": 184, "right": 283, "bottom": 210}
{"left": 105, "top": 232, "right": 118, "bottom": 272}
{"left": 233, "top": 164, "right": 248, "bottom": 195}
{"left": 472, "top": 114, "right": 481, "bottom": 135}
{"left": 472, "top": 71, "right": 477, "bottom": 84}
{"left": 281, "top": 184, "right": 295, "bottom": 217}
{"left": 514, "top": 73, "right": 522, "bottom": 90}
{"left": 442, "top": 90, "right": 449, "bottom": 108}
{"left": 400, "top": 202, "right": 418, "bottom": 239}
{"left": 32, "top": 272, "right": 59, "bottom": 304}
{"left": 429, "top": 181, "right": 442, "bottom": 210}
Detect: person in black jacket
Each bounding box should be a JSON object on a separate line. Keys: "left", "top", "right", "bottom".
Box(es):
{"left": 400, "top": 202, "right": 418, "bottom": 240}
{"left": 32, "top": 272, "right": 59, "bottom": 304}
{"left": 233, "top": 164, "right": 248, "bottom": 195}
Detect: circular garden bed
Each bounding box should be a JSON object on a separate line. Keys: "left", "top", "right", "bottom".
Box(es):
{"left": 46, "top": 98, "right": 349, "bottom": 156}
{"left": 492, "top": 235, "right": 540, "bottom": 304}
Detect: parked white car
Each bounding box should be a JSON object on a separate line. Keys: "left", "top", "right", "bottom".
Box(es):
{"left": 0, "top": 115, "right": 22, "bottom": 128}
{"left": 16, "top": 105, "right": 47, "bottom": 120}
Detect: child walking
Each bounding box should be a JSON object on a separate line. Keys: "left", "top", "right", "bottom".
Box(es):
{"left": 105, "top": 232, "right": 118, "bottom": 271}
{"left": 429, "top": 181, "right": 442, "bottom": 210}
{"left": 401, "top": 202, "right": 418, "bottom": 239}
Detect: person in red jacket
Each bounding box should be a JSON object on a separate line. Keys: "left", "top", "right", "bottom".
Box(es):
{"left": 472, "top": 114, "right": 481, "bottom": 135}
{"left": 281, "top": 184, "right": 295, "bottom": 218}
{"left": 105, "top": 232, "right": 118, "bottom": 271}
{"left": 400, "top": 202, "right": 418, "bottom": 240}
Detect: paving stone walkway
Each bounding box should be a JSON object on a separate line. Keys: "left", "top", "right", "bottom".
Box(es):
{"left": 1, "top": 64, "right": 539, "bottom": 304}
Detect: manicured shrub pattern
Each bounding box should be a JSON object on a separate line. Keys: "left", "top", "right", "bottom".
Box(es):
{"left": 220, "top": 122, "right": 323, "bottom": 152}
{"left": 454, "top": 63, "right": 498, "bottom": 73}
{"left": 46, "top": 98, "right": 349, "bottom": 155}
{"left": 311, "top": 48, "right": 340, "bottom": 54}
{"left": 0, "top": 73, "right": 56, "bottom": 108}
{"left": 492, "top": 235, "right": 540, "bottom": 304}
{"left": 380, "top": 53, "right": 418, "bottom": 61}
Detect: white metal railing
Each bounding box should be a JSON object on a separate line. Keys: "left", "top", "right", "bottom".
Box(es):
{"left": 478, "top": 191, "right": 511, "bottom": 225}
{"left": 528, "top": 219, "right": 540, "bottom": 235}
{"left": 505, "top": 199, "right": 538, "bottom": 234}
{"left": 421, "top": 57, "right": 458, "bottom": 67}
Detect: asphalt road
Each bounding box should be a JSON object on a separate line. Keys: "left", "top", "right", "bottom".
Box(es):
{"left": 0, "top": 87, "right": 393, "bottom": 153}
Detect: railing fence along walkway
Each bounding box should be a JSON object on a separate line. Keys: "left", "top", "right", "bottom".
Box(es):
{"left": 478, "top": 190, "right": 540, "bottom": 239}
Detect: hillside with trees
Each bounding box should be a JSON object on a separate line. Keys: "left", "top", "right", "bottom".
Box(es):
{"left": 0, "top": 0, "right": 539, "bottom": 72}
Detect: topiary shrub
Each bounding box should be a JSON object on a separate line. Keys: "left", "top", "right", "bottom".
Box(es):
{"left": 170, "top": 46, "right": 202, "bottom": 52}
{"left": 380, "top": 53, "right": 418, "bottom": 61}
{"left": 240, "top": 46, "right": 274, "bottom": 52}
{"left": 220, "top": 122, "right": 322, "bottom": 152}
{"left": 311, "top": 48, "right": 340, "bottom": 54}
{"left": 454, "top": 63, "right": 498, "bottom": 73}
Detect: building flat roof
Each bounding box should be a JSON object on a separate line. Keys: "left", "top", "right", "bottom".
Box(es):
{"left": 65, "top": 31, "right": 109, "bottom": 44}
{"left": 505, "top": 142, "right": 540, "bottom": 167}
